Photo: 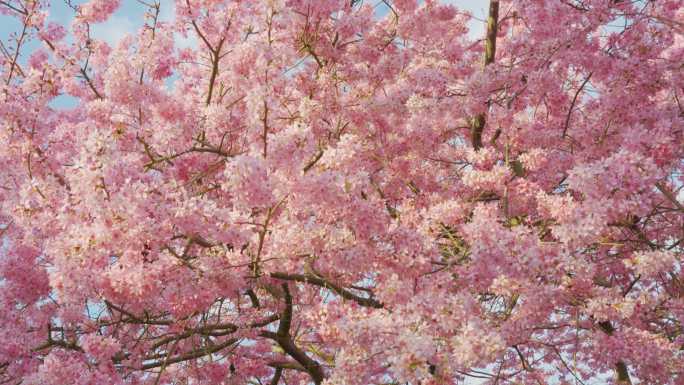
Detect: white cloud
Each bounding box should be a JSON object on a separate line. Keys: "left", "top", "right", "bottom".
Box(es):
{"left": 90, "top": 14, "right": 137, "bottom": 45}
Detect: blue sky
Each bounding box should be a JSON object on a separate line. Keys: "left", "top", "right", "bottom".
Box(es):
{"left": 0, "top": 0, "right": 487, "bottom": 50}
{"left": 0, "top": 0, "right": 486, "bottom": 108}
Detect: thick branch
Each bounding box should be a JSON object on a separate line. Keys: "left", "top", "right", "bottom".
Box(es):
{"left": 470, "top": 0, "right": 499, "bottom": 150}
{"left": 246, "top": 288, "right": 261, "bottom": 308}
{"left": 268, "top": 360, "right": 307, "bottom": 372}
{"left": 206, "top": 39, "right": 225, "bottom": 106}
{"left": 261, "top": 284, "right": 326, "bottom": 385}
{"left": 104, "top": 300, "right": 173, "bottom": 325}
{"left": 277, "top": 284, "right": 293, "bottom": 338}
{"left": 261, "top": 331, "right": 325, "bottom": 385}
{"left": 150, "top": 315, "right": 280, "bottom": 351}
{"left": 140, "top": 338, "right": 239, "bottom": 370}
{"left": 269, "top": 367, "right": 283, "bottom": 385}
{"left": 303, "top": 148, "right": 324, "bottom": 173}
{"left": 270, "top": 272, "right": 384, "bottom": 308}
{"left": 598, "top": 321, "right": 633, "bottom": 384}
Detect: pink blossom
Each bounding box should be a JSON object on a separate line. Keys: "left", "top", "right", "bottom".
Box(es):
{"left": 0, "top": 1, "right": 682, "bottom": 384}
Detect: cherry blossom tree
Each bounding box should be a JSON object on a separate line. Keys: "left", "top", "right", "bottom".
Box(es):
{"left": 0, "top": 0, "right": 683, "bottom": 384}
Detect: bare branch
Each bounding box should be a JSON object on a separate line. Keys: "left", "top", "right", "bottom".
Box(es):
{"left": 270, "top": 272, "right": 384, "bottom": 309}
{"left": 561, "top": 72, "right": 593, "bottom": 138}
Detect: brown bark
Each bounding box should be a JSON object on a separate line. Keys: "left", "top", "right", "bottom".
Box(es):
{"left": 470, "top": 0, "right": 500, "bottom": 151}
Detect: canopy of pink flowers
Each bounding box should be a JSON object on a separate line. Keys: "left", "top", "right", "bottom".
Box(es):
{"left": 0, "top": 0, "right": 682, "bottom": 384}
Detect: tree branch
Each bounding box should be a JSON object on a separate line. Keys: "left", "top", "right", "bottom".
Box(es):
{"left": 561, "top": 72, "right": 593, "bottom": 138}
{"left": 598, "top": 321, "right": 633, "bottom": 384}
{"left": 269, "top": 366, "right": 283, "bottom": 385}
{"left": 470, "top": 0, "right": 499, "bottom": 151}
{"left": 261, "top": 284, "right": 326, "bottom": 385}
{"left": 140, "top": 338, "right": 239, "bottom": 370}
{"left": 268, "top": 360, "right": 307, "bottom": 372}
{"left": 656, "top": 182, "right": 684, "bottom": 212}
{"left": 270, "top": 272, "right": 384, "bottom": 309}
{"left": 205, "top": 39, "right": 225, "bottom": 105}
